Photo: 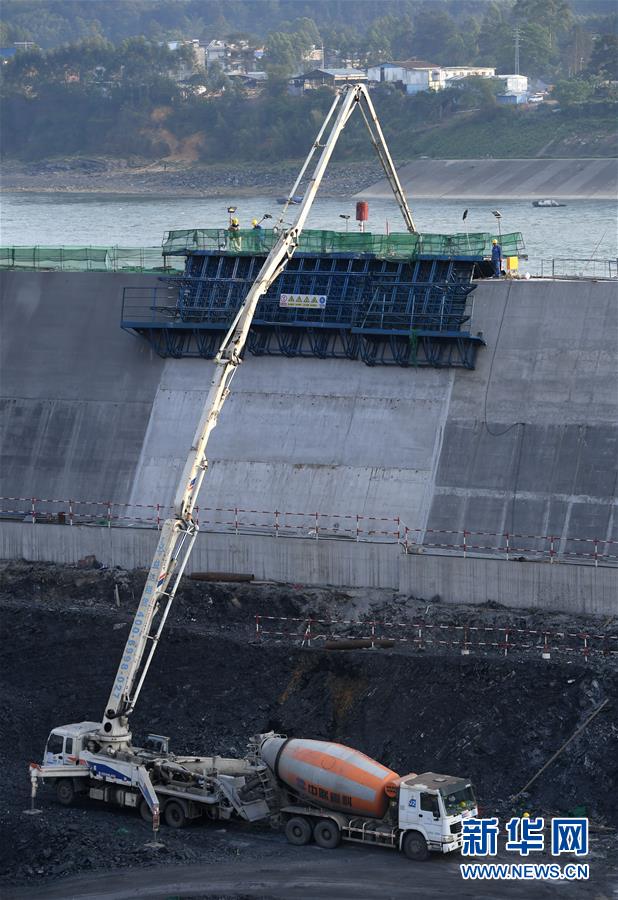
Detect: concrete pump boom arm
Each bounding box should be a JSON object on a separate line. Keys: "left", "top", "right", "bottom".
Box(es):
{"left": 99, "top": 84, "right": 415, "bottom": 744}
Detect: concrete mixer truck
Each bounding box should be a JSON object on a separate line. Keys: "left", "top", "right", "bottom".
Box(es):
{"left": 258, "top": 735, "right": 477, "bottom": 861}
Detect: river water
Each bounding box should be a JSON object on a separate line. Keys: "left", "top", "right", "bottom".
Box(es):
{"left": 1, "top": 192, "right": 616, "bottom": 273}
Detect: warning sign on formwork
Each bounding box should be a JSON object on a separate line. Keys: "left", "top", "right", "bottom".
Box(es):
{"left": 279, "top": 293, "right": 327, "bottom": 309}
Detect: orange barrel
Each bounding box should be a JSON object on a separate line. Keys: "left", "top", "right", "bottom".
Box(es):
{"left": 356, "top": 200, "right": 369, "bottom": 222}
{"left": 260, "top": 736, "right": 399, "bottom": 818}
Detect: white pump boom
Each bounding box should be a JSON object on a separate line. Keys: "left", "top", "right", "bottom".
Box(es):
{"left": 100, "top": 84, "right": 416, "bottom": 745}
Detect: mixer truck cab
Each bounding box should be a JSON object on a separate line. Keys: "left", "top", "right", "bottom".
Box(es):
{"left": 397, "top": 772, "right": 477, "bottom": 857}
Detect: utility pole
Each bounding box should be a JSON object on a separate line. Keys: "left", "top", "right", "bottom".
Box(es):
{"left": 514, "top": 26, "right": 520, "bottom": 76}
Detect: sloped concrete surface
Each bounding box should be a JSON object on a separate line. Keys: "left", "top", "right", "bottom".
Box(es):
{"left": 0, "top": 271, "right": 163, "bottom": 503}
{"left": 359, "top": 158, "right": 618, "bottom": 200}
{"left": 427, "top": 280, "right": 618, "bottom": 553}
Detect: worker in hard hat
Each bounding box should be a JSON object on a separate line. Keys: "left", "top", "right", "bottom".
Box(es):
{"left": 228, "top": 216, "right": 241, "bottom": 251}
{"left": 251, "top": 218, "right": 262, "bottom": 230}
{"left": 491, "top": 238, "right": 502, "bottom": 278}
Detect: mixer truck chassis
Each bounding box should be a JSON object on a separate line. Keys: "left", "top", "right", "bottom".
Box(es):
{"left": 281, "top": 803, "right": 465, "bottom": 860}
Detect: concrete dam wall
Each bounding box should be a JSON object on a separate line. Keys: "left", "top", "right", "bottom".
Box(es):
{"left": 1, "top": 270, "right": 617, "bottom": 581}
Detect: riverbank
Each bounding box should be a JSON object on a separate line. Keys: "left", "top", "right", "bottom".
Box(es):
{"left": 0, "top": 158, "right": 385, "bottom": 199}
{"left": 3, "top": 156, "right": 616, "bottom": 201}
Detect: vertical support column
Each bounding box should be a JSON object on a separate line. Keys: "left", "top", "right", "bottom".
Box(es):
{"left": 461, "top": 624, "right": 470, "bottom": 656}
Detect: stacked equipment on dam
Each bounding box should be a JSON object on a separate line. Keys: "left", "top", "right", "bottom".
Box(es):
{"left": 120, "top": 228, "right": 523, "bottom": 369}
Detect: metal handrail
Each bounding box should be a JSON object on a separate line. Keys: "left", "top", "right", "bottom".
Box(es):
{"left": 1, "top": 493, "right": 615, "bottom": 566}
{"left": 532, "top": 258, "right": 617, "bottom": 280}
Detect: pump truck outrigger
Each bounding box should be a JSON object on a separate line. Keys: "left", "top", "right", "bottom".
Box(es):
{"left": 28, "top": 85, "right": 478, "bottom": 858}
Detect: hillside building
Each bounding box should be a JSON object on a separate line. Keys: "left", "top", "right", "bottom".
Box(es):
{"left": 367, "top": 60, "right": 496, "bottom": 94}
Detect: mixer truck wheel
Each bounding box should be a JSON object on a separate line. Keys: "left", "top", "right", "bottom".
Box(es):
{"left": 285, "top": 816, "right": 313, "bottom": 846}
{"left": 402, "top": 831, "right": 429, "bottom": 861}
{"left": 313, "top": 819, "right": 341, "bottom": 849}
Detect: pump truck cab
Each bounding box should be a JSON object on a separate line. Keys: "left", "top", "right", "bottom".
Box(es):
{"left": 28, "top": 85, "right": 476, "bottom": 861}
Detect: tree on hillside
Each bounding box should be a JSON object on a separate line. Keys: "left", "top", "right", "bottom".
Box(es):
{"left": 460, "top": 16, "right": 481, "bottom": 63}
{"left": 411, "top": 6, "right": 462, "bottom": 63}
{"left": 477, "top": 2, "right": 508, "bottom": 65}
{"left": 324, "top": 25, "right": 361, "bottom": 66}
{"left": 390, "top": 17, "right": 415, "bottom": 61}
{"left": 263, "top": 31, "right": 300, "bottom": 75}
{"left": 293, "top": 17, "right": 321, "bottom": 50}
{"left": 587, "top": 34, "right": 618, "bottom": 79}
{"left": 561, "top": 24, "right": 593, "bottom": 76}
{"left": 205, "top": 61, "right": 231, "bottom": 93}
{"left": 478, "top": 6, "right": 560, "bottom": 79}
{"left": 518, "top": 23, "right": 559, "bottom": 75}
{"left": 552, "top": 76, "right": 598, "bottom": 105}
{"left": 513, "top": 0, "right": 573, "bottom": 45}
{"left": 364, "top": 14, "right": 406, "bottom": 63}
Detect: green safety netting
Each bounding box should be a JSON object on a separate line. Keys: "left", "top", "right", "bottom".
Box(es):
{"left": 0, "top": 246, "right": 184, "bottom": 272}
{"left": 0, "top": 230, "right": 525, "bottom": 272}
{"left": 162, "top": 228, "right": 525, "bottom": 259}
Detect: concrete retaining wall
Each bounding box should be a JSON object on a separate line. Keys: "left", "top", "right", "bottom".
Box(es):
{"left": 2, "top": 522, "right": 615, "bottom": 616}
{"left": 398, "top": 553, "right": 616, "bottom": 617}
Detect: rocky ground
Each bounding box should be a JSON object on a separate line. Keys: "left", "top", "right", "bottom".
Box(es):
{"left": 0, "top": 158, "right": 385, "bottom": 198}
{"left": 0, "top": 560, "right": 616, "bottom": 891}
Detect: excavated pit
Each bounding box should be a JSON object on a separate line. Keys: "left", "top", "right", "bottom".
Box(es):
{"left": 0, "top": 561, "right": 616, "bottom": 888}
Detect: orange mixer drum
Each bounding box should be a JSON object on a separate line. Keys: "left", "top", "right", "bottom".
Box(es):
{"left": 260, "top": 736, "right": 400, "bottom": 818}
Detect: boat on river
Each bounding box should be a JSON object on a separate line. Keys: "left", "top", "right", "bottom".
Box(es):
{"left": 532, "top": 199, "right": 566, "bottom": 208}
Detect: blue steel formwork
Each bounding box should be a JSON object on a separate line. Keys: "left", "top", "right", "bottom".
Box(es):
{"left": 121, "top": 248, "right": 486, "bottom": 368}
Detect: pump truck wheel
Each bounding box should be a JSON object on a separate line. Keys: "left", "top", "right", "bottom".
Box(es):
{"left": 164, "top": 800, "right": 187, "bottom": 828}
{"left": 55, "top": 779, "right": 75, "bottom": 806}
{"left": 313, "top": 818, "right": 341, "bottom": 849}
{"left": 139, "top": 798, "right": 153, "bottom": 822}
{"left": 285, "top": 816, "right": 312, "bottom": 846}
{"left": 402, "top": 831, "right": 429, "bottom": 861}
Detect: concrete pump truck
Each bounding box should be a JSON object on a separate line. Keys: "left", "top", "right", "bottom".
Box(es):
{"left": 28, "top": 85, "right": 477, "bottom": 860}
